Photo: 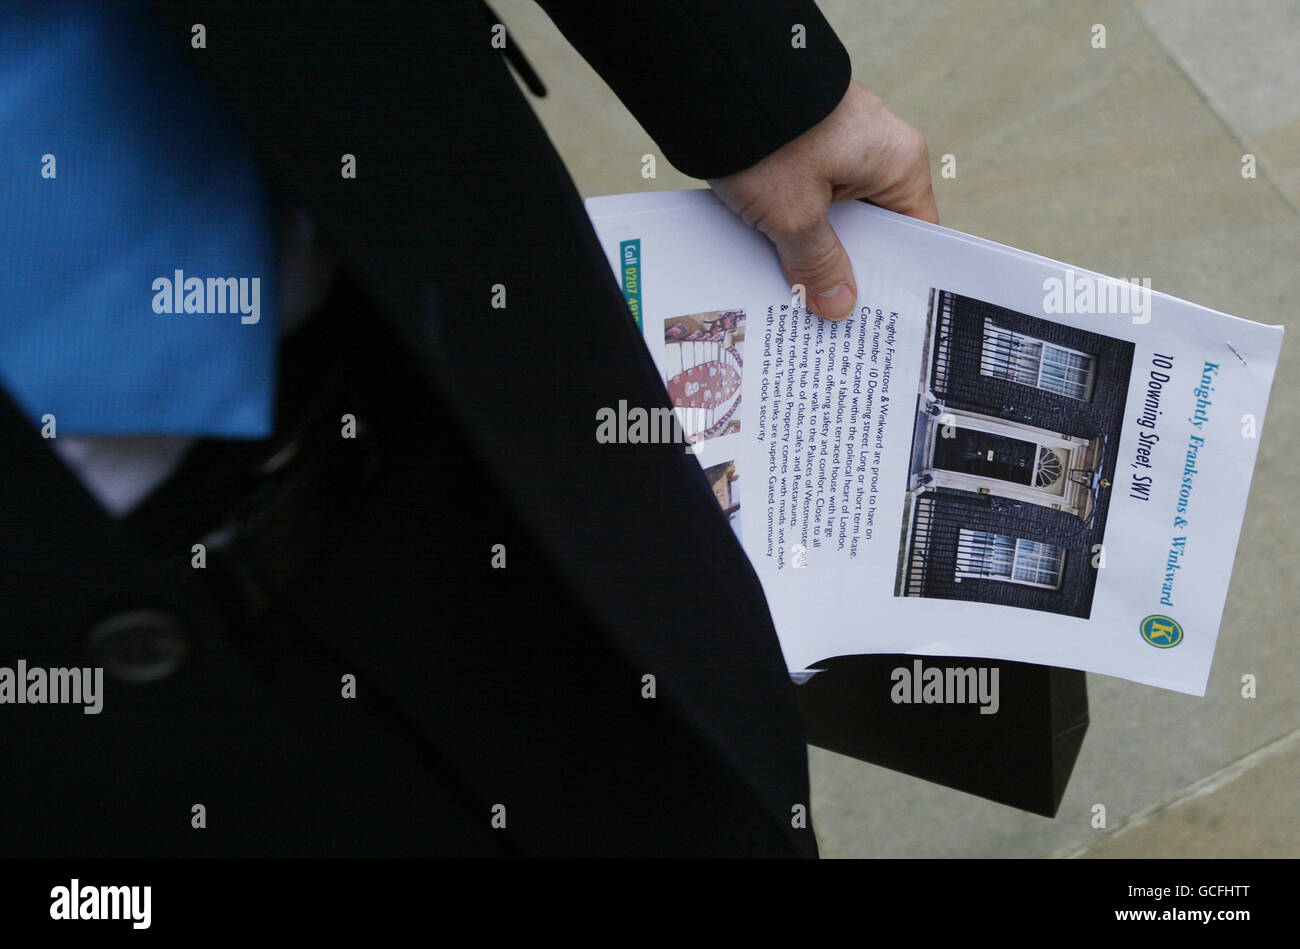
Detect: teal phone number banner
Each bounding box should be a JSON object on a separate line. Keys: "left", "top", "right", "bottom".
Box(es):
{"left": 619, "top": 238, "right": 642, "bottom": 331}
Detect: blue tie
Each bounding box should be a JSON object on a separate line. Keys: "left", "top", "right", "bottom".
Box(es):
{"left": 0, "top": 0, "right": 276, "bottom": 437}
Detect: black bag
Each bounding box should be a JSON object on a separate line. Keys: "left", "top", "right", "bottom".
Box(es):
{"left": 797, "top": 655, "right": 1089, "bottom": 817}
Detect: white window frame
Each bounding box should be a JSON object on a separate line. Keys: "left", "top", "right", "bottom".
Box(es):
{"left": 955, "top": 529, "right": 1066, "bottom": 589}
{"left": 922, "top": 407, "right": 1094, "bottom": 517}
{"left": 980, "top": 320, "right": 1097, "bottom": 401}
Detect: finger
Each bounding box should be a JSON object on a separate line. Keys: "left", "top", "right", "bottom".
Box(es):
{"left": 769, "top": 216, "right": 857, "bottom": 321}
{"left": 897, "top": 179, "right": 940, "bottom": 225}
{"left": 850, "top": 116, "right": 941, "bottom": 225}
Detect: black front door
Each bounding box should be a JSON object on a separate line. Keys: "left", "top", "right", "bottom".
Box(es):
{"left": 932, "top": 427, "right": 1036, "bottom": 485}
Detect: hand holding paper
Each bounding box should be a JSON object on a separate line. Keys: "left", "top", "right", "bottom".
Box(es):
{"left": 708, "top": 81, "right": 939, "bottom": 322}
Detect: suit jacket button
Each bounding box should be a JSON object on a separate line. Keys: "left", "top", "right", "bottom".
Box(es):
{"left": 85, "top": 609, "right": 189, "bottom": 683}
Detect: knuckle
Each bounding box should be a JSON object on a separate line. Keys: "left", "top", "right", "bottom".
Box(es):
{"left": 764, "top": 202, "right": 823, "bottom": 240}
{"left": 903, "top": 125, "right": 930, "bottom": 166}
{"left": 734, "top": 193, "right": 768, "bottom": 231}
{"left": 787, "top": 239, "right": 842, "bottom": 282}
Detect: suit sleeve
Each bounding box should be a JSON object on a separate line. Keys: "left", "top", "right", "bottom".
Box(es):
{"left": 533, "top": 0, "right": 852, "bottom": 180}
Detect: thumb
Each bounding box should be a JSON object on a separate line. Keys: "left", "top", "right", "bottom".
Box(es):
{"left": 769, "top": 216, "right": 857, "bottom": 321}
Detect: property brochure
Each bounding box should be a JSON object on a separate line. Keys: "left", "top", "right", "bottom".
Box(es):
{"left": 587, "top": 189, "right": 1283, "bottom": 696}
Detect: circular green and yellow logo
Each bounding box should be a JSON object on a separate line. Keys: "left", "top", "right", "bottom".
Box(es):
{"left": 1140, "top": 615, "right": 1183, "bottom": 648}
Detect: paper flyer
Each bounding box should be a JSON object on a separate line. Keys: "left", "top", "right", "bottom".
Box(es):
{"left": 588, "top": 189, "right": 1283, "bottom": 696}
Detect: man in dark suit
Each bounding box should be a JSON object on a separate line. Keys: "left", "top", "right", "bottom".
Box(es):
{"left": 1, "top": 0, "right": 933, "bottom": 857}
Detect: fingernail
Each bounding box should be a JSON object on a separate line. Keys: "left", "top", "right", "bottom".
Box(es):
{"left": 814, "top": 283, "right": 855, "bottom": 320}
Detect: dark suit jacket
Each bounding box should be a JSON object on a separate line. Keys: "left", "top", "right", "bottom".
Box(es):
{"left": 0, "top": 0, "right": 850, "bottom": 857}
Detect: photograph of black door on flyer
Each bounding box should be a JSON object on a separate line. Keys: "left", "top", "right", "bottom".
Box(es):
{"left": 895, "top": 289, "right": 1135, "bottom": 618}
